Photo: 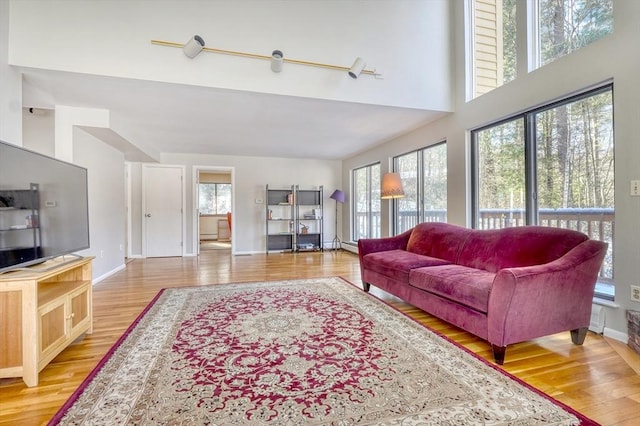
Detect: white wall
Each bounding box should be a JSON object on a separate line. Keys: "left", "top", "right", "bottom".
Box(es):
{"left": 22, "top": 108, "right": 55, "bottom": 156}
{"left": 7, "top": 0, "right": 452, "bottom": 112}
{"left": 343, "top": 1, "right": 640, "bottom": 338}
{"left": 133, "top": 153, "right": 342, "bottom": 255}
{"left": 73, "top": 128, "right": 126, "bottom": 280}
{"left": 0, "top": 0, "right": 22, "bottom": 145}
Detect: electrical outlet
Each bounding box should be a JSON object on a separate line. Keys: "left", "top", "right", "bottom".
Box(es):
{"left": 632, "top": 285, "right": 640, "bottom": 302}
{"left": 631, "top": 180, "right": 640, "bottom": 196}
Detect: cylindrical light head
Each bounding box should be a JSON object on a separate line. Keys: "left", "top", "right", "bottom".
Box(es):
{"left": 381, "top": 173, "right": 405, "bottom": 199}
{"left": 271, "top": 50, "right": 284, "bottom": 73}
{"left": 183, "top": 35, "right": 205, "bottom": 58}
{"left": 348, "top": 57, "right": 366, "bottom": 79}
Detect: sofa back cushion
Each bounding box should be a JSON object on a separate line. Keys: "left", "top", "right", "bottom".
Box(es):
{"left": 457, "top": 226, "right": 589, "bottom": 272}
{"left": 406, "top": 222, "right": 472, "bottom": 262}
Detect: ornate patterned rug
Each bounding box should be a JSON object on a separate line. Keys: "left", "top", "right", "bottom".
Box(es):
{"left": 50, "top": 277, "right": 597, "bottom": 425}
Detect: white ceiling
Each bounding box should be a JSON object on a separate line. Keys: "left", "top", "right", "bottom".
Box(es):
{"left": 21, "top": 68, "right": 448, "bottom": 161}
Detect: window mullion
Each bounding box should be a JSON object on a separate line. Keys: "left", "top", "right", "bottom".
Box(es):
{"left": 524, "top": 113, "right": 538, "bottom": 225}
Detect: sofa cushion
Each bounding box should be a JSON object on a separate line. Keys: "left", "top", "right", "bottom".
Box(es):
{"left": 362, "top": 249, "right": 452, "bottom": 282}
{"left": 406, "top": 222, "right": 472, "bottom": 262}
{"left": 409, "top": 265, "right": 496, "bottom": 313}
{"left": 457, "top": 226, "right": 589, "bottom": 273}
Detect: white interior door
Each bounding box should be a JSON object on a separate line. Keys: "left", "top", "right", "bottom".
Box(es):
{"left": 143, "top": 165, "right": 184, "bottom": 257}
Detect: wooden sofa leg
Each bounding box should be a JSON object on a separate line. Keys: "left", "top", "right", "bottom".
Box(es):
{"left": 492, "top": 345, "right": 506, "bottom": 365}
{"left": 570, "top": 327, "right": 588, "bottom": 345}
{"left": 362, "top": 282, "right": 371, "bottom": 292}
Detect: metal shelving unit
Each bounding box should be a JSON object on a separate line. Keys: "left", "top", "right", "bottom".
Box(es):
{"left": 265, "top": 185, "right": 323, "bottom": 253}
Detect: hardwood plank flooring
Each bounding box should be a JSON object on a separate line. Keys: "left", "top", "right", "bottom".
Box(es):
{"left": 0, "top": 249, "right": 638, "bottom": 425}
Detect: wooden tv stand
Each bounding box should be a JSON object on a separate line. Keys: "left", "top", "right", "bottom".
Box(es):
{"left": 0, "top": 256, "right": 93, "bottom": 387}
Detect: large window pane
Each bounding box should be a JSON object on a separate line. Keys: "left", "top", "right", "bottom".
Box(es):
{"left": 538, "top": 0, "right": 613, "bottom": 67}
{"left": 423, "top": 143, "right": 448, "bottom": 222}
{"left": 476, "top": 118, "right": 526, "bottom": 229}
{"left": 471, "top": 0, "right": 517, "bottom": 98}
{"left": 352, "top": 163, "right": 380, "bottom": 240}
{"left": 535, "top": 90, "right": 614, "bottom": 279}
{"left": 396, "top": 152, "right": 419, "bottom": 234}
{"left": 394, "top": 143, "right": 448, "bottom": 234}
{"left": 472, "top": 85, "right": 614, "bottom": 299}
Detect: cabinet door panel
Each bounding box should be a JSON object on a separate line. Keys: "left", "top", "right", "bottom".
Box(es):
{"left": 40, "top": 304, "right": 66, "bottom": 352}
{"left": 71, "top": 288, "right": 89, "bottom": 328}
{"left": 0, "top": 290, "right": 22, "bottom": 368}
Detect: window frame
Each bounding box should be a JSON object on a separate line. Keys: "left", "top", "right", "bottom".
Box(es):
{"left": 351, "top": 162, "right": 381, "bottom": 241}
{"left": 393, "top": 142, "right": 447, "bottom": 235}
{"left": 471, "top": 83, "right": 614, "bottom": 300}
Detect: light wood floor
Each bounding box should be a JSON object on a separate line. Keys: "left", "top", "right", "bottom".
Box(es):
{"left": 1, "top": 250, "right": 639, "bottom": 425}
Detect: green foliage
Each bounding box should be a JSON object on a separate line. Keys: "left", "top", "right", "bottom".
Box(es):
{"left": 539, "top": 0, "right": 613, "bottom": 65}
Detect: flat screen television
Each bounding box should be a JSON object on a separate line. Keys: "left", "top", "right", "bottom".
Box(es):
{"left": 0, "top": 140, "right": 90, "bottom": 273}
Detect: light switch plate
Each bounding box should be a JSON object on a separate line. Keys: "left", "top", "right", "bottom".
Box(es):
{"left": 631, "top": 180, "right": 640, "bottom": 196}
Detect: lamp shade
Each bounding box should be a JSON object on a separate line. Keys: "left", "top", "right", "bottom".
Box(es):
{"left": 380, "top": 173, "right": 405, "bottom": 199}
{"left": 329, "top": 189, "right": 345, "bottom": 203}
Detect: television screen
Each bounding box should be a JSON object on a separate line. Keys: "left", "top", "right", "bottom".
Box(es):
{"left": 0, "top": 140, "right": 89, "bottom": 273}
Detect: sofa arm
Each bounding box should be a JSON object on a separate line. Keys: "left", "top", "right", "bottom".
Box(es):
{"left": 487, "top": 239, "right": 607, "bottom": 348}
{"left": 357, "top": 229, "right": 413, "bottom": 258}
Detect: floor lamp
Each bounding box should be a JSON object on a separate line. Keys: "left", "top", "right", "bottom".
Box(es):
{"left": 329, "top": 189, "right": 345, "bottom": 251}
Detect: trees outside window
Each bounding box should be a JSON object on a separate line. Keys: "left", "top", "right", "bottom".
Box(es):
{"left": 199, "top": 183, "right": 232, "bottom": 215}
{"left": 469, "top": 0, "right": 613, "bottom": 99}
{"left": 537, "top": 0, "right": 613, "bottom": 67}
{"left": 352, "top": 163, "right": 380, "bottom": 241}
{"left": 472, "top": 85, "right": 614, "bottom": 298}
{"left": 394, "top": 143, "right": 447, "bottom": 235}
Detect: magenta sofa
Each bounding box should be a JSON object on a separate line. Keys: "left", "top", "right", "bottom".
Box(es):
{"left": 357, "top": 222, "right": 607, "bottom": 364}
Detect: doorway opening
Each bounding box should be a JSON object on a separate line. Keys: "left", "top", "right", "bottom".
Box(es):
{"left": 194, "top": 166, "right": 235, "bottom": 255}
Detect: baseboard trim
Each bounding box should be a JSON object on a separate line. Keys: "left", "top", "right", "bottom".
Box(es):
{"left": 93, "top": 263, "right": 126, "bottom": 284}
{"left": 341, "top": 243, "right": 358, "bottom": 254}
{"left": 603, "top": 327, "right": 628, "bottom": 343}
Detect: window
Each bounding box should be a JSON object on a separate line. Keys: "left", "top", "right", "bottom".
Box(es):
{"left": 199, "top": 183, "right": 232, "bottom": 215}
{"left": 469, "top": 0, "right": 613, "bottom": 99}
{"left": 352, "top": 163, "right": 380, "bottom": 240}
{"left": 394, "top": 143, "right": 447, "bottom": 235}
{"left": 536, "top": 0, "right": 613, "bottom": 67}
{"left": 472, "top": 85, "right": 614, "bottom": 299}
{"left": 470, "top": 0, "right": 517, "bottom": 98}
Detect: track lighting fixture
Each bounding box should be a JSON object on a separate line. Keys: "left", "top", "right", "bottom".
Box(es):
{"left": 152, "top": 38, "right": 382, "bottom": 79}
{"left": 182, "top": 35, "right": 205, "bottom": 58}
{"left": 348, "top": 57, "right": 366, "bottom": 79}
{"left": 271, "top": 50, "right": 284, "bottom": 73}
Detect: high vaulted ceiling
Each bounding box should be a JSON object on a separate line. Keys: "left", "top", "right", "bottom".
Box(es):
{"left": 13, "top": 0, "right": 452, "bottom": 161}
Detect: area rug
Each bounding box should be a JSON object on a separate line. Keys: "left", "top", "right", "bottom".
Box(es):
{"left": 50, "top": 277, "right": 598, "bottom": 425}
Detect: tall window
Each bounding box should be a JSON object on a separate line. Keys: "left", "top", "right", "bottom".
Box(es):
{"left": 352, "top": 163, "right": 380, "bottom": 240}
{"left": 199, "top": 183, "right": 232, "bottom": 214}
{"left": 537, "top": 0, "right": 613, "bottom": 67}
{"left": 470, "top": 0, "right": 613, "bottom": 99}
{"left": 472, "top": 85, "right": 614, "bottom": 298}
{"left": 394, "top": 143, "right": 447, "bottom": 234}
{"left": 471, "top": 0, "right": 517, "bottom": 98}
